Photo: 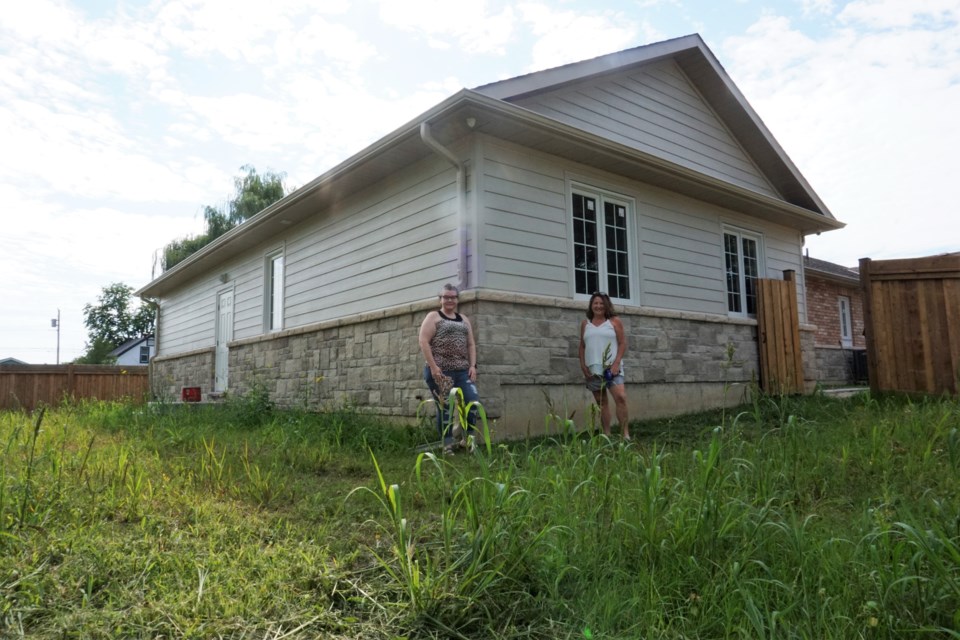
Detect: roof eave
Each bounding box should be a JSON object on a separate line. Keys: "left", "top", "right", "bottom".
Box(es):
{"left": 474, "top": 33, "right": 836, "bottom": 221}
{"left": 461, "top": 91, "right": 844, "bottom": 234}
{"left": 137, "top": 91, "right": 477, "bottom": 298}
{"left": 139, "top": 81, "right": 843, "bottom": 298}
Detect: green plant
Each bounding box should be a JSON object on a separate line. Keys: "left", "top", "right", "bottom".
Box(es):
{"left": 1, "top": 393, "right": 958, "bottom": 638}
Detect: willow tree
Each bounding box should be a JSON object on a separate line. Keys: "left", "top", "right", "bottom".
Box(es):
{"left": 163, "top": 165, "right": 286, "bottom": 270}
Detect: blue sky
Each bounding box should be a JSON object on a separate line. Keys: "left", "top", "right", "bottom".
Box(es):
{"left": 1, "top": 0, "right": 958, "bottom": 363}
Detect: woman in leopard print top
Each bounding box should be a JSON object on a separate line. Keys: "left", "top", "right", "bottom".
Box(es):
{"left": 418, "top": 283, "right": 479, "bottom": 452}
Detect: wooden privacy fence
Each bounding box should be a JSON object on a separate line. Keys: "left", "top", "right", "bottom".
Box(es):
{"left": 860, "top": 254, "right": 960, "bottom": 395}
{"left": 756, "top": 272, "right": 805, "bottom": 395}
{"left": 0, "top": 364, "right": 150, "bottom": 412}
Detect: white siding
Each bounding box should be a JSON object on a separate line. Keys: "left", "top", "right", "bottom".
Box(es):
{"left": 283, "top": 156, "right": 460, "bottom": 325}
{"left": 478, "top": 136, "right": 806, "bottom": 318}
{"left": 479, "top": 140, "right": 570, "bottom": 297}
{"left": 155, "top": 154, "right": 462, "bottom": 356}
{"left": 156, "top": 284, "right": 218, "bottom": 356}
{"left": 511, "top": 59, "right": 779, "bottom": 198}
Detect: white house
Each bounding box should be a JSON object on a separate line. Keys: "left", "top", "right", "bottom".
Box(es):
{"left": 109, "top": 336, "right": 155, "bottom": 367}
{"left": 137, "top": 34, "right": 842, "bottom": 436}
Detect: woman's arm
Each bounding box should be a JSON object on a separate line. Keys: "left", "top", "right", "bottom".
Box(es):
{"left": 610, "top": 317, "right": 627, "bottom": 375}
{"left": 463, "top": 315, "right": 478, "bottom": 382}
{"left": 418, "top": 312, "right": 442, "bottom": 378}
{"left": 578, "top": 320, "right": 591, "bottom": 378}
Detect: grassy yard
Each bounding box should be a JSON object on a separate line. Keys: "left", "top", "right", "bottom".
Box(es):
{"left": 1, "top": 390, "right": 958, "bottom": 638}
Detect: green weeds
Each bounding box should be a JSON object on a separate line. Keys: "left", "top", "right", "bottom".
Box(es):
{"left": 0, "top": 392, "right": 958, "bottom": 638}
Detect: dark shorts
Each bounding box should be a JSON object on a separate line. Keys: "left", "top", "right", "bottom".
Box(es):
{"left": 586, "top": 374, "right": 625, "bottom": 392}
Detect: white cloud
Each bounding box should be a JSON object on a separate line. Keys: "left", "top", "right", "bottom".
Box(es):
{"left": 838, "top": 0, "right": 960, "bottom": 29}
{"left": 0, "top": 0, "right": 83, "bottom": 43}
{"left": 723, "top": 10, "right": 960, "bottom": 264}
{"left": 274, "top": 15, "right": 378, "bottom": 68}
{"left": 517, "top": 3, "right": 642, "bottom": 70}
{"left": 801, "top": 0, "right": 836, "bottom": 16}
{"left": 377, "top": 0, "right": 517, "bottom": 54}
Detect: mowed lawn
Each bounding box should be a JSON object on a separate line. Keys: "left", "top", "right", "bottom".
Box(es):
{"left": 1, "top": 390, "right": 958, "bottom": 639}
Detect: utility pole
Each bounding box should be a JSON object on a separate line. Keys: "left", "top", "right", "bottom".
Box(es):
{"left": 51, "top": 309, "right": 60, "bottom": 365}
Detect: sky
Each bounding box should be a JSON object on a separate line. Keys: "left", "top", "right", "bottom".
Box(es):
{"left": 1, "top": 0, "right": 958, "bottom": 364}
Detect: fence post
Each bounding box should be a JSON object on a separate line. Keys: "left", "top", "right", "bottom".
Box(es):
{"left": 67, "top": 364, "right": 76, "bottom": 400}
{"left": 858, "top": 258, "right": 877, "bottom": 394}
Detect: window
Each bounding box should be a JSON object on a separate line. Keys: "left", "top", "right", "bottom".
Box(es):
{"left": 723, "top": 228, "right": 761, "bottom": 315}
{"left": 139, "top": 345, "right": 150, "bottom": 364}
{"left": 266, "top": 251, "right": 284, "bottom": 331}
{"left": 838, "top": 296, "right": 852, "bottom": 347}
{"left": 572, "top": 187, "right": 633, "bottom": 300}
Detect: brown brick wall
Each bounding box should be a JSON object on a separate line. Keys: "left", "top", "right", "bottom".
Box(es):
{"left": 805, "top": 276, "right": 865, "bottom": 349}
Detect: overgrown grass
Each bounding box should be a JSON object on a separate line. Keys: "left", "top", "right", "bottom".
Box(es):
{"left": 1, "top": 390, "right": 958, "bottom": 638}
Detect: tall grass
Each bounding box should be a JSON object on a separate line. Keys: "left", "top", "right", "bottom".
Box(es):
{"left": 1, "top": 391, "right": 958, "bottom": 638}
{"left": 364, "top": 391, "right": 960, "bottom": 638}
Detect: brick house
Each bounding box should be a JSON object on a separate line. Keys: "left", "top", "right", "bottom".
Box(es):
{"left": 803, "top": 255, "right": 867, "bottom": 385}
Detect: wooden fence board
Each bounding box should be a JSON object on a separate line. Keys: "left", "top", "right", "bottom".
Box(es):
{"left": 0, "top": 365, "right": 149, "bottom": 412}
{"left": 757, "top": 275, "right": 804, "bottom": 395}
{"left": 860, "top": 254, "right": 960, "bottom": 395}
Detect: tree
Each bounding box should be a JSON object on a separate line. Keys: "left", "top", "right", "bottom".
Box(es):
{"left": 75, "top": 283, "right": 156, "bottom": 364}
{"left": 73, "top": 337, "right": 120, "bottom": 365}
{"left": 163, "top": 166, "right": 286, "bottom": 270}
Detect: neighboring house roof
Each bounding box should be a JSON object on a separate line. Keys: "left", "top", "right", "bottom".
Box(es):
{"left": 804, "top": 255, "right": 860, "bottom": 286}
{"left": 109, "top": 335, "right": 153, "bottom": 358}
{"left": 138, "top": 33, "right": 842, "bottom": 299}
{"left": 0, "top": 357, "right": 28, "bottom": 365}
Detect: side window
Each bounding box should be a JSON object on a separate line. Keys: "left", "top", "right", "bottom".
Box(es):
{"left": 723, "top": 228, "right": 762, "bottom": 316}
{"left": 139, "top": 345, "right": 150, "bottom": 364}
{"left": 265, "top": 250, "right": 284, "bottom": 332}
{"left": 571, "top": 186, "right": 633, "bottom": 301}
{"left": 838, "top": 296, "right": 852, "bottom": 347}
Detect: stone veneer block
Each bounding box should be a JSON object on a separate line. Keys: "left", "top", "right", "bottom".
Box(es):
{"left": 150, "top": 292, "right": 817, "bottom": 438}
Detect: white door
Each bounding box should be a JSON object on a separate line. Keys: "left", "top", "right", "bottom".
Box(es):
{"left": 215, "top": 290, "right": 234, "bottom": 392}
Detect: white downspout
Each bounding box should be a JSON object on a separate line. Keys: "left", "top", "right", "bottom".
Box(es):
{"left": 420, "top": 121, "right": 467, "bottom": 291}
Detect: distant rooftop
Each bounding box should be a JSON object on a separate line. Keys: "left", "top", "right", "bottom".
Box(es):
{"left": 804, "top": 255, "right": 859, "bottom": 282}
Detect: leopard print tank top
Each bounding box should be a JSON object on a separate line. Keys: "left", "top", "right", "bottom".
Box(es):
{"left": 430, "top": 312, "right": 470, "bottom": 371}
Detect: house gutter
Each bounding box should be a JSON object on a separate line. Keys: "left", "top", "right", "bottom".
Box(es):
{"left": 419, "top": 121, "right": 467, "bottom": 291}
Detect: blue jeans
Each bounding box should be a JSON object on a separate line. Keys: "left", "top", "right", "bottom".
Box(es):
{"left": 424, "top": 367, "right": 479, "bottom": 444}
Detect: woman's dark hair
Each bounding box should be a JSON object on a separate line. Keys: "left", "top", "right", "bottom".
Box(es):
{"left": 586, "top": 292, "right": 617, "bottom": 320}
{"left": 439, "top": 283, "right": 459, "bottom": 297}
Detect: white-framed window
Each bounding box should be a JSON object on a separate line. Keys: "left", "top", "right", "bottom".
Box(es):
{"left": 265, "top": 250, "right": 284, "bottom": 331}
{"left": 838, "top": 296, "right": 852, "bottom": 347}
{"left": 571, "top": 185, "right": 634, "bottom": 301}
{"left": 723, "top": 227, "right": 762, "bottom": 316}
{"left": 139, "top": 345, "right": 150, "bottom": 364}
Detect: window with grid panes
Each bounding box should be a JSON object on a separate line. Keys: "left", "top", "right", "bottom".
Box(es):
{"left": 723, "top": 229, "right": 761, "bottom": 315}
{"left": 572, "top": 188, "right": 632, "bottom": 300}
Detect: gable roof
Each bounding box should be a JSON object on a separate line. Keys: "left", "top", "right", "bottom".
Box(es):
{"left": 109, "top": 335, "right": 153, "bottom": 358}
{"left": 474, "top": 34, "right": 830, "bottom": 216}
{"left": 138, "top": 34, "right": 842, "bottom": 299}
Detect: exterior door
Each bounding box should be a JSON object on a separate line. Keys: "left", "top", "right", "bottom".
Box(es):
{"left": 215, "top": 289, "right": 234, "bottom": 392}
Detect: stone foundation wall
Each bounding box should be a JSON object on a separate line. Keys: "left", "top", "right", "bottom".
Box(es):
{"left": 227, "top": 305, "right": 429, "bottom": 416}
{"left": 150, "top": 348, "right": 215, "bottom": 402}
{"left": 472, "top": 295, "right": 767, "bottom": 436}
{"left": 814, "top": 346, "right": 868, "bottom": 386}
{"left": 150, "top": 291, "right": 820, "bottom": 437}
